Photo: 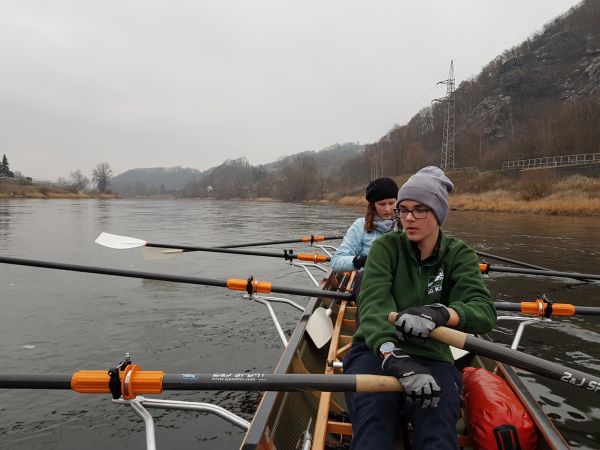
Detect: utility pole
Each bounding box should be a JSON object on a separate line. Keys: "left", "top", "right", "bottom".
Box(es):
{"left": 369, "top": 149, "right": 383, "bottom": 179}
{"left": 437, "top": 61, "right": 456, "bottom": 171}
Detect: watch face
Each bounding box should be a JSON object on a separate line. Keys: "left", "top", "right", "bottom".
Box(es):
{"left": 380, "top": 342, "right": 395, "bottom": 353}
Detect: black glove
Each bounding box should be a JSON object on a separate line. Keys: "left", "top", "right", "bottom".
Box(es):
{"left": 382, "top": 350, "right": 441, "bottom": 408}
{"left": 394, "top": 303, "right": 450, "bottom": 341}
{"left": 352, "top": 255, "right": 367, "bottom": 269}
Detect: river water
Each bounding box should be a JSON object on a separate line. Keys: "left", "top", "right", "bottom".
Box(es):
{"left": 0, "top": 199, "right": 598, "bottom": 449}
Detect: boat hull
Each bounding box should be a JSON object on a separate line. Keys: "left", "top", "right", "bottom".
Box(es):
{"left": 240, "top": 271, "right": 568, "bottom": 450}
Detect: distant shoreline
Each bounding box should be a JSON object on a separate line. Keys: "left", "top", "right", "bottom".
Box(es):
{"left": 2, "top": 180, "right": 599, "bottom": 216}
{"left": 0, "top": 178, "right": 120, "bottom": 199}
{"left": 309, "top": 192, "right": 600, "bottom": 216}
{"left": 7, "top": 194, "right": 596, "bottom": 217}
{"left": 0, "top": 193, "right": 120, "bottom": 199}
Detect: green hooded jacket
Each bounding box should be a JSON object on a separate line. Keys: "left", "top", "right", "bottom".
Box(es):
{"left": 353, "top": 230, "right": 496, "bottom": 363}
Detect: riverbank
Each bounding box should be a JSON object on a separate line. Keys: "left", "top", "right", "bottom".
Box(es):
{"left": 319, "top": 174, "right": 600, "bottom": 216}
{"left": 321, "top": 191, "right": 600, "bottom": 215}
{"left": 0, "top": 178, "right": 120, "bottom": 199}
{"left": 4, "top": 173, "right": 598, "bottom": 215}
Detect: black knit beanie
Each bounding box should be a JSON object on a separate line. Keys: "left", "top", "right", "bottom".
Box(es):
{"left": 365, "top": 177, "right": 399, "bottom": 203}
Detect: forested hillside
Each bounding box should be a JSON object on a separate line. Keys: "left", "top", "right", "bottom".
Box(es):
{"left": 114, "top": 0, "right": 599, "bottom": 200}
{"left": 181, "top": 143, "right": 363, "bottom": 201}
{"left": 364, "top": 0, "right": 599, "bottom": 177}
{"left": 111, "top": 167, "right": 204, "bottom": 196}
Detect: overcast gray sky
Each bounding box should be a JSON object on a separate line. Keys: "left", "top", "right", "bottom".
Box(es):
{"left": 1, "top": 1, "right": 581, "bottom": 180}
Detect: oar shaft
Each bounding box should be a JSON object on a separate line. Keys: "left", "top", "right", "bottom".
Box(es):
{"left": 0, "top": 373, "right": 402, "bottom": 393}
{"left": 481, "top": 263, "right": 600, "bottom": 281}
{"left": 218, "top": 235, "right": 344, "bottom": 249}
{"left": 0, "top": 374, "right": 72, "bottom": 389}
{"left": 162, "top": 373, "right": 400, "bottom": 392}
{"left": 147, "top": 243, "right": 330, "bottom": 262}
{"left": 0, "top": 256, "right": 352, "bottom": 300}
{"left": 0, "top": 256, "right": 229, "bottom": 289}
{"left": 436, "top": 327, "right": 600, "bottom": 393}
{"left": 476, "top": 251, "right": 550, "bottom": 271}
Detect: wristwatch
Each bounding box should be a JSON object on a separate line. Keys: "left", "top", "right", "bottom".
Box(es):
{"left": 379, "top": 341, "right": 395, "bottom": 358}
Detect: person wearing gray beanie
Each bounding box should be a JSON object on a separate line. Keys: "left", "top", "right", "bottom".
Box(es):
{"left": 396, "top": 166, "right": 454, "bottom": 225}
{"left": 344, "top": 167, "right": 495, "bottom": 450}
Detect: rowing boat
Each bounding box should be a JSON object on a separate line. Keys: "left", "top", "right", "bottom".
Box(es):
{"left": 0, "top": 240, "right": 592, "bottom": 449}
{"left": 240, "top": 270, "right": 570, "bottom": 450}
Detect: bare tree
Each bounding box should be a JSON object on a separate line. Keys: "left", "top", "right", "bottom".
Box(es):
{"left": 92, "top": 162, "right": 113, "bottom": 193}
{"left": 69, "top": 169, "right": 89, "bottom": 192}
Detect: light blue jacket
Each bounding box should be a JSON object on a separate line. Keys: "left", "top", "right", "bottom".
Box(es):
{"left": 331, "top": 218, "right": 386, "bottom": 272}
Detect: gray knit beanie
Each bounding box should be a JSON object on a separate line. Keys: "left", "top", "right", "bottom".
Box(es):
{"left": 396, "top": 166, "right": 454, "bottom": 224}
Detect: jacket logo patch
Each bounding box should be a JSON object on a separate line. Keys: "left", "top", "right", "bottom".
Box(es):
{"left": 427, "top": 268, "right": 444, "bottom": 294}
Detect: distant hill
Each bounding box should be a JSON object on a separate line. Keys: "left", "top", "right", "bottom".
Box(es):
{"left": 111, "top": 166, "right": 203, "bottom": 196}
{"left": 112, "top": 143, "right": 363, "bottom": 197}
{"left": 261, "top": 143, "right": 364, "bottom": 176}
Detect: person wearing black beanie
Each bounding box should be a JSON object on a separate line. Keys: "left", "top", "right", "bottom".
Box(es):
{"left": 331, "top": 177, "right": 399, "bottom": 273}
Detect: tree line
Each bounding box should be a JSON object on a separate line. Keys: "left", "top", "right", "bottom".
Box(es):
{"left": 1, "top": 154, "right": 114, "bottom": 193}
{"left": 57, "top": 163, "right": 114, "bottom": 193}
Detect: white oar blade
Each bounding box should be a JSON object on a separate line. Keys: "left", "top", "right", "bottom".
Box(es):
{"left": 450, "top": 346, "right": 470, "bottom": 360}
{"left": 306, "top": 307, "right": 333, "bottom": 349}
{"left": 142, "top": 246, "right": 183, "bottom": 261}
{"left": 95, "top": 232, "right": 147, "bottom": 250}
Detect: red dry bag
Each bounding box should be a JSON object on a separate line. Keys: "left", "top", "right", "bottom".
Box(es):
{"left": 462, "top": 367, "right": 538, "bottom": 450}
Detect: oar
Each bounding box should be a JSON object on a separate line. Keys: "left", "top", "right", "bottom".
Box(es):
{"left": 480, "top": 263, "right": 600, "bottom": 281}
{"left": 0, "top": 372, "right": 402, "bottom": 393}
{"left": 217, "top": 235, "right": 344, "bottom": 249}
{"left": 306, "top": 271, "right": 358, "bottom": 349}
{"left": 305, "top": 272, "right": 350, "bottom": 349}
{"left": 306, "top": 300, "right": 336, "bottom": 349}
{"left": 0, "top": 256, "right": 352, "bottom": 300}
{"left": 388, "top": 313, "right": 600, "bottom": 394}
{"left": 495, "top": 301, "right": 600, "bottom": 317}
{"left": 95, "top": 232, "right": 329, "bottom": 263}
{"left": 475, "top": 251, "right": 551, "bottom": 271}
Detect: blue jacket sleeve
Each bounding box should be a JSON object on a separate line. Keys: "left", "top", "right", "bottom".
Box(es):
{"left": 331, "top": 219, "right": 366, "bottom": 272}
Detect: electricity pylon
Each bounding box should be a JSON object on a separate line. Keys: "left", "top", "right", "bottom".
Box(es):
{"left": 437, "top": 61, "right": 456, "bottom": 171}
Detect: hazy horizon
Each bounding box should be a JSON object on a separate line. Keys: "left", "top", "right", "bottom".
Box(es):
{"left": 1, "top": 0, "right": 582, "bottom": 180}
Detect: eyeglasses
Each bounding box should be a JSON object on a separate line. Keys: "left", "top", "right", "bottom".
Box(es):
{"left": 394, "top": 207, "right": 431, "bottom": 219}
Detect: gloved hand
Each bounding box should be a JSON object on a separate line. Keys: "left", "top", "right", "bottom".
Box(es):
{"left": 394, "top": 303, "right": 449, "bottom": 341}
{"left": 382, "top": 350, "right": 441, "bottom": 408}
{"left": 352, "top": 255, "right": 367, "bottom": 269}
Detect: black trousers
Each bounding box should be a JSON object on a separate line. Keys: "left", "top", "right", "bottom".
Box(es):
{"left": 344, "top": 342, "right": 463, "bottom": 450}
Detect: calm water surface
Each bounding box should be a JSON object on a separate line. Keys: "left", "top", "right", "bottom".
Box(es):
{"left": 0, "top": 199, "right": 598, "bottom": 449}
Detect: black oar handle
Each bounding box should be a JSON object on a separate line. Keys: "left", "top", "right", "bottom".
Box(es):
{"left": 0, "top": 256, "right": 352, "bottom": 300}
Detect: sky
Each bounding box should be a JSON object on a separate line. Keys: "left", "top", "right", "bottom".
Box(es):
{"left": 0, "top": 1, "right": 582, "bottom": 180}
